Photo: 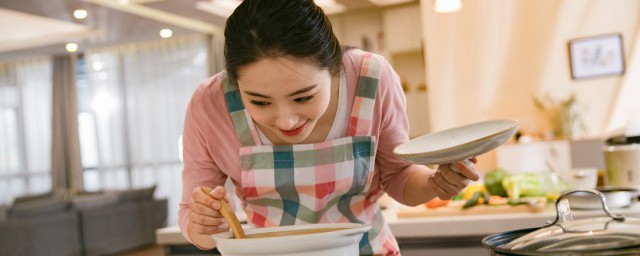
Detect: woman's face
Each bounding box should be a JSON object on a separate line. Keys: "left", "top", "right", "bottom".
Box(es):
{"left": 236, "top": 56, "right": 332, "bottom": 144}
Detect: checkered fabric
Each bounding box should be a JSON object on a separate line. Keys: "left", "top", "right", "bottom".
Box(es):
{"left": 223, "top": 53, "right": 399, "bottom": 255}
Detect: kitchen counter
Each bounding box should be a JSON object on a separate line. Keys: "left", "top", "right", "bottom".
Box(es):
{"left": 385, "top": 202, "right": 640, "bottom": 238}
{"left": 156, "top": 203, "right": 640, "bottom": 255}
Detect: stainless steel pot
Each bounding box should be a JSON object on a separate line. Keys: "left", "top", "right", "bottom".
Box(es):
{"left": 483, "top": 189, "right": 640, "bottom": 255}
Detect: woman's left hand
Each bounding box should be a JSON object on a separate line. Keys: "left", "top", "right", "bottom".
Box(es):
{"left": 428, "top": 157, "right": 479, "bottom": 200}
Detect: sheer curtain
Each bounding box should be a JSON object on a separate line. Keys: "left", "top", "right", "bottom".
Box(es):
{"left": 79, "top": 34, "right": 209, "bottom": 224}
{"left": 0, "top": 57, "right": 53, "bottom": 205}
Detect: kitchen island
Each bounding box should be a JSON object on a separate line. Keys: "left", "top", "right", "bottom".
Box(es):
{"left": 156, "top": 203, "right": 640, "bottom": 256}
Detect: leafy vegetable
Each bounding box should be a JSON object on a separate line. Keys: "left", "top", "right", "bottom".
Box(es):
{"left": 501, "top": 173, "right": 547, "bottom": 200}
{"left": 484, "top": 168, "right": 509, "bottom": 197}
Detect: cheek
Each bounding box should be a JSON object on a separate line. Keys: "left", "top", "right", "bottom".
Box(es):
{"left": 305, "top": 93, "right": 330, "bottom": 119}
{"left": 241, "top": 99, "right": 271, "bottom": 125}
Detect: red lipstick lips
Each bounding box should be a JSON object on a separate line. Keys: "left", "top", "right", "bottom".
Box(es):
{"left": 280, "top": 122, "right": 307, "bottom": 137}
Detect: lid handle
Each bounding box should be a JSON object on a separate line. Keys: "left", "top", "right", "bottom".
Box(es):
{"left": 544, "top": 189, "right": 625, "bottom": 228}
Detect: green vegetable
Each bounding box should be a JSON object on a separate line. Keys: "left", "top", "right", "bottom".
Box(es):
{"left": 501, "top": 173, "right": 547, "bottom": 200}
{"left": 462, "top": 191, "right": 492, "bottom": 209}
{"left": 484, "top": 168, "right": 509, "bottom": 197}
{"left": 482, "top": 191, "right": 491, "bottom": 205}
{"left": 462, "top": 191, "right": 481, "bottom": 209}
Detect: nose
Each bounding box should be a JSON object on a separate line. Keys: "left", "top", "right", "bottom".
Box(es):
{"left": 275, "top": 107, "right": 298, "bottom": 130}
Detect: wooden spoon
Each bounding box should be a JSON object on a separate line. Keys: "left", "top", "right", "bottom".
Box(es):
{"left": 201, "top": 187, "right": 246, "bottom": 239}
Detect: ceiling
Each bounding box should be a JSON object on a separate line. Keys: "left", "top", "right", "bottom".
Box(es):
{"left": 0, "top": 0, "right": 416, "bottom": 60}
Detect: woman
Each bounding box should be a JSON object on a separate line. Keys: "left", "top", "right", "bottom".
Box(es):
{"left": 179, "top": 0, "right": 479, "bottom": 255}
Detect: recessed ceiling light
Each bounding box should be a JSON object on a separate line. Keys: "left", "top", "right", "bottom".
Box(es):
{"left": 433, "top": 0, "right": 463, "bottom": 13}
{"left": 73, "top": 9, "right": 88, "bottom": 19}
{"left": 160, "top": 29, "right": 173, "bottom": 38}
{"left": 118, "top": 0, "right": 129, "bottom": 5}
{"left": 66, "top": 43, "right": 79, "bottom": 53}
{"left": 92, "top": 62, "right": 104, "bottom": 71}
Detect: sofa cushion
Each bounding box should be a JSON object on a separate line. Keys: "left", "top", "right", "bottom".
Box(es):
{"left": 72, "top": 192, "right": 119, "bottom": 210}
{"left": 9, "top": 197, "right": 70, "bottom": 218}
{"left": 115, "top": 185, "right": 156, "bottom": 202}
{"left": 12, "top": 192, "right": 55, "bottom": 205}
{"left": 0, "top": 205, "right": 7, "bottom": 223}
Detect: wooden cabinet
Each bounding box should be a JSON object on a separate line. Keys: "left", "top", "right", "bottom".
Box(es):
{"left": 382, "top": 4, "right": 423, "bottom": 54}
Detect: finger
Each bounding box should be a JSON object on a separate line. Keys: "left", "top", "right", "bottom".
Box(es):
{"left": 192, "top": 187, "right": 220, "bottom": 210}
{"left": 189, "top": 198, "right": 223, "bottom": 218}
{"left": 210, "top": 186, "right": 227, "bottom": 200}
{"left": 436, "top": 172, "right": 462, "bottom": 194}
{"left": 439, "top": 167, "right": 467, "bottom": 191}
{"left": 429, "top": 176, "right": 453, "bottom": 200}
{"left": 451, "top": 161, "right": 480, "bottom": 181}
{"left": 189, "top": 210, "right": 226, "bottom": 227}
{"left": 190, "top": 221, "right": 231, "bottom": 235}
{"left": 432, "top": 173, "right": 459, "bottom": 198}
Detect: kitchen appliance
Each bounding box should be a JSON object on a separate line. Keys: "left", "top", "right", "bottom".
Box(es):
{"left": 604, "top": 135, "right": 640, "bottom": 190}
{"left": 482, "top": 189, "right": 640, "bottom": 255}
{"left": 212, "top": 223, "right": 370, "bottom": 256}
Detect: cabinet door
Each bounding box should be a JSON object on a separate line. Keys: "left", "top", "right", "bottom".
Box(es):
{"left": 383, "top": 5, "right": 422, "bottom": 54}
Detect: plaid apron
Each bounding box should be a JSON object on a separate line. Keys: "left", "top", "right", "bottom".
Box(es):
{"left": 223, "top": 53, "right": 399, "bottom": 255}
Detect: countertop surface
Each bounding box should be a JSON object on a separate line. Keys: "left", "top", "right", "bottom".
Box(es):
{"left": 156, "top": 202, "right": 640, "bottom": 245}
{"left": 385, "top": 202, "right": 640, "bottom": 238}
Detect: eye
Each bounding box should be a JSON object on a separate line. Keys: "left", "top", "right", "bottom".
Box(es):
{"left": 294, "top": 95, "right": 314, "bottom": 103}
{"left": 250, "top": 100, "right": 271, "bottom": 106}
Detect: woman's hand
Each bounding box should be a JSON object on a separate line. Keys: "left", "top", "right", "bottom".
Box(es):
{"left": 429, "top": 157, "right": 479, "bottom": 200}
{"left": 187, "top": 186, "right": 232, "bottom": 237}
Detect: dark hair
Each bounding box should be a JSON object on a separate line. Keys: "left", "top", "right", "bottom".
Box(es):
{"left": 224, "top": 0, "right": 342, "bottom": 83}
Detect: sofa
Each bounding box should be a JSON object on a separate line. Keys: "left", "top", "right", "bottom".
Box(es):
{"left": 0, "top": 186, "right": 167, "bottom": 256}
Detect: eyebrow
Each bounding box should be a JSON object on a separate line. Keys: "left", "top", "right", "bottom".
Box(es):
{"left": 244, "top": 85, "right": 317, "bottom": 98}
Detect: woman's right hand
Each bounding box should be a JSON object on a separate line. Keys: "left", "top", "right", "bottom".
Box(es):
{"left": 187, "top": 186, "right": 231, "bottom": 236}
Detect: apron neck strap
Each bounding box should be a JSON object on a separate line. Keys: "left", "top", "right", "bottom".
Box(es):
{"left": 222, "top": 73, "right": 261, "bottom": 147}
{"left": 348, "top": 53, "right": 383, "bottom": 136}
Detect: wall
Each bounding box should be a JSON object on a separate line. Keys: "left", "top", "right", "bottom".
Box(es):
{"left": 420, "top": 0, "right": 640, "bottom": 136}
{"left": 420, "top": 0, "right": 640, "bottom": 171}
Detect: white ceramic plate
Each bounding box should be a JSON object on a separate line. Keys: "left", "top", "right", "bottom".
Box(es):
{"left": 393, "top": 119, "right": 519, "bottom": 165}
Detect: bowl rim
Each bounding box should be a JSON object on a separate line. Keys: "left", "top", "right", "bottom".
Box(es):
{"left": 211, "top": 222, "right": 371, "bottom": 241}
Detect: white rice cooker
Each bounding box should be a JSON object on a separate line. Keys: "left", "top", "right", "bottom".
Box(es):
{"left": 604, "top": 135, "right": 640, "bottom": 190}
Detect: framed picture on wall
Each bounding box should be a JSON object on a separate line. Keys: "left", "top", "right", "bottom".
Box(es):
{"left": 568, "top": 33, "right": 625, "bottom": 80}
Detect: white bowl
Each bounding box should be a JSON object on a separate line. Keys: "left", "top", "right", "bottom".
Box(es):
{"left": 212, "top": 223, "right": 370, "bottom": 256}
{"left": 557, "top": 168, "right": 598, "bottom": 190}
{"left": 394, "top": 119, "right": 519, "bottom": 165}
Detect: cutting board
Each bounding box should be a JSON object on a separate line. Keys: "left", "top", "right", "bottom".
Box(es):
{"left": 396, "top": 203, "right": 547, "bottom": 218}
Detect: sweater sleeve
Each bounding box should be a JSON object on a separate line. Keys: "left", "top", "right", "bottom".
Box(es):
{"left": 178, "top": 80, "right": 229, "bottom": 248}
{"left": 373, "top": 55, "right": 422, "bottom": 205}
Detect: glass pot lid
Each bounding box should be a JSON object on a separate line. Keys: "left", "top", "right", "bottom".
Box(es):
{"left": 499, "top": 189, "right": 640, "bottom": 253}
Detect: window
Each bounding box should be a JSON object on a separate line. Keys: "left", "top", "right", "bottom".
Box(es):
{"left": 77, "top": 35, "right": 209, "bottom": 224}
{"left": 0, "top": 58, "right": 53, "bottom": 205}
